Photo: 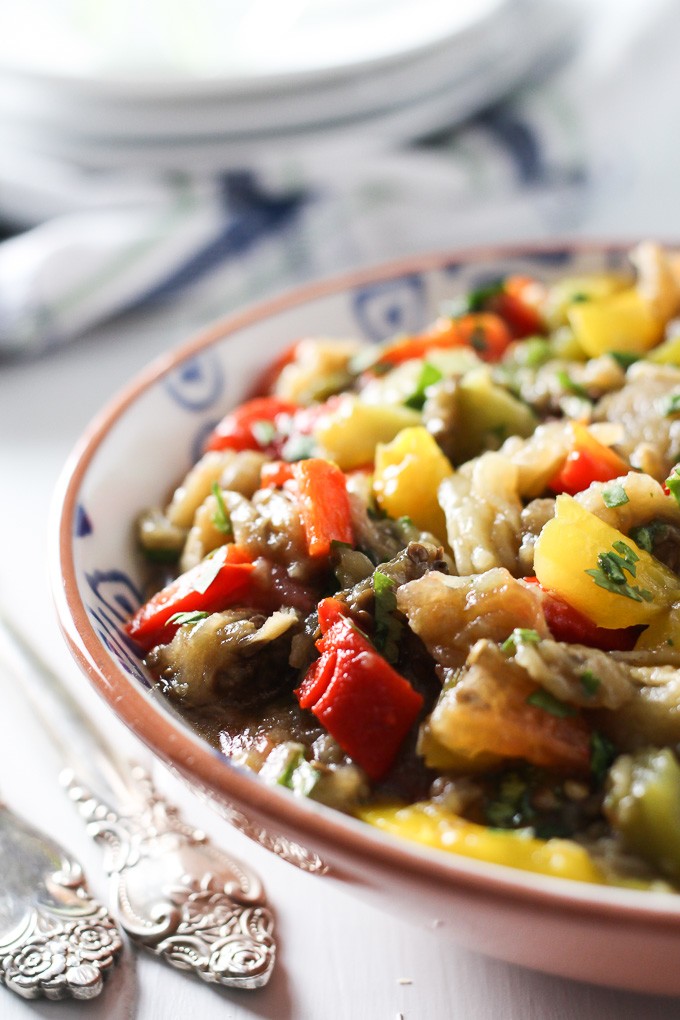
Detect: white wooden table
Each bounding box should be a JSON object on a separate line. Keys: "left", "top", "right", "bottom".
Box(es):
{"left": 0, "top": 280, "right": 679, "bottom": 1020}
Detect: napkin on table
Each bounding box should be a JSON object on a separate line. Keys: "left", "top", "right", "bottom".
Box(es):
{"left": 0, "top": 0, "right": 677, "bottom": 358}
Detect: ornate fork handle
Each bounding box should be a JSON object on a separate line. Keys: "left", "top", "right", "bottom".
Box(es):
{"left": 62, "top": 764, "right": 276, "bottom": 990}
{"left": 0, "top": 805, "right": 122, "bottom": 1001}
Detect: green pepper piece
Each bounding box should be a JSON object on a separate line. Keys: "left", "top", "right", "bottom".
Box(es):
{"left": 604, "top": 748, "right": 680, "bottom": 882}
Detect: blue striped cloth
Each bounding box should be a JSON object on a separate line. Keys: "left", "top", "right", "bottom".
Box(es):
{"left": 0, "top": 0, "right": 676, "bottom": 356}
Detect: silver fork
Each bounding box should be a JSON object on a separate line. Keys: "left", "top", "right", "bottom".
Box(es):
{"left": 0, "top": 610, "right": 276, "bottom": 992}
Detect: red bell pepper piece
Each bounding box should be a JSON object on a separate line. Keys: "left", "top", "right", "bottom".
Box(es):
{"left": 291, "top": 459, "right": 354, "bottom": 558}
{"left": 548, "top": 448, "right": 628, "bottom": 496}
{"left": 523, "top": 577, "right": 639, "bottom": 651}
{"left": 484, "top": 275, "right": 547, "bottom": 339}
{"left": 205, "top": 396, "right": 300, "bottom": 454}
{"left": 295, "top": 608, "right": 423, "bottom": 780}
{"left": 374, "top": 312, "right": 513, "bottom": 367}
{"left": 316, "top": 596, "right": 347, "bottom": 632}
{"left": 126, "top": 544, "right": 255, "bottom": 651}
{"left": 260, "top": 459, "right": 296, "bottom": 488}
{"left": 548, "top": 423, "right": 630, "bottom": 496}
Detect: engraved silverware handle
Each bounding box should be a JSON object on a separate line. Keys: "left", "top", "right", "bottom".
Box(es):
{"left": 0, "top": 610, "right": 276, "bottom": 990}
{"left": 0, "top": 803, "right": 123, "bottom": 1001}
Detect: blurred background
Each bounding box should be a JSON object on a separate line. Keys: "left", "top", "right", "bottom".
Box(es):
{"left": 0, "top": 0, "right": 677, "bottom": 358}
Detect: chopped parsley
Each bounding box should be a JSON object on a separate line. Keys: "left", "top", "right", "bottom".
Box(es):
{"left": 281, "top": 433, "right": 317, "bottom": 462}
{"left": 666, "top": 466, "right": 680, "bottom": 506}
{"left": 485, "top": 772, "right": 534, "bottom": 829}
{"left": 501, "top": 628, "right": 542, "bottom": 655}
{"left": 279, "top": 752, "right": 320, "bottom": 797}
{"left": 193, "top": 549, "right": 225, "bottom": 594}
{"left": 590, "top": 731, "right": 616, "bottom": 784}
{"left": 519, "top": 337, "right": 552, "bottom": 370}
{"left": 251, "top": 419, "right": 277, "bottom": 446}
{"left": 167, "top": 610, "right": 210, "bottom": 627}
{"left": 601, "top": 480, "right": 629, "bottom": 508}
{"left": 526, "top": 689, "right": 577, "bottom": 718}
{"left": 556, "top": 368, "right": 590, "bottom": 400}
{"left": 211, "top": 482, "right": 233, "bottom": 537}
{"left": 609, "top": 351, "right": 640, "bottom": 370}
{"left": 373, "top": 569, "right": 402, "bottom": 663}
{"left": 665, "top": 393, "right": 680, "bottom": 417}
{"left": 442, "top": 280, "right": 504, "bottom": 317}
{"left": 469, "top": 324, "right": 489, "bottom": 354}
{"left": 585, "top": 540, "right": 653, "bottom": 603}
{"left": 629, "top": 520, "right": 667, "bottom": 554}
{"left": 403, "top": 361, "right": 443, "bottom": 410}
{"left": 579, "top": 670, "right": 601, "bottom": 696}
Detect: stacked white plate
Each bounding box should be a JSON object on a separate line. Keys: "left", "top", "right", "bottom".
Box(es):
{"left": 0, "top": 0, "right": 579, "bottom": 215}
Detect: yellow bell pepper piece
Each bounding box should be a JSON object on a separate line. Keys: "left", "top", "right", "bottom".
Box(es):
{"left": 646, "top": 334, "right": 680, "bottom": 365}
{"left": 373, "top": 427, "right": 453, "bottom": 542}
{"left": 567, "top": 287, "right": 664, "bottom": 357}
{"left": 359, "top": 801, "right": 604, "bottom": 884}
{"left": 314, "top": 396, "right": 420, "bottom": 471}
{"left": 534, "top": 494, "right": 678, "bottom": 628}
{"left": 543, "top": 272, "right": 628, "bottom": 329}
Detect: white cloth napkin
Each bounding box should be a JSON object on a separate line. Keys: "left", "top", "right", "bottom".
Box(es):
{"left": 0, "top": 0, "right": 677, "bottom": 357}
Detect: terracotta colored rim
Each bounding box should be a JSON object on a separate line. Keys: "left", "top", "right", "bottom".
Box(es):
{"left": 53, "top": 240, "right": 680, "bottom": 930}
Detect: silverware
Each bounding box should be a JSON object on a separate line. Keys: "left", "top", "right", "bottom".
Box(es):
{"left": 0, "top": 611, "right": 276, "bottom": 991}
{"left": 0, "top": 802, "right": 122, "bottom": 1000}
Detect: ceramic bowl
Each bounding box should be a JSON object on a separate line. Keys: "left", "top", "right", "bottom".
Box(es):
{"left": 53, "top": 241, "right": 680, "bottom": 995}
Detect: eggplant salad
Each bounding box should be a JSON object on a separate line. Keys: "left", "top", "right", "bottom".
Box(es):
{"left": 127, "top": 242, "right": 680, "bottom": 889}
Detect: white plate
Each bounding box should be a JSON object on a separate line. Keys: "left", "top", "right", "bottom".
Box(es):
{"left": 0, "top": 1, "right": 579, "bottom": 142}
{"left": 0, "top": 0, "right": 505, "bottom": 95}
{"left": 0, "top": 0, "right": 577, "bottom": 173}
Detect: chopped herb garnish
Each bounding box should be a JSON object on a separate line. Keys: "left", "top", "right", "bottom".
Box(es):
{"left": 590, "top": 731, "right": 616, "bottom": 783}
{"left": 211, "top": 482, "right": 233, "bottom": 537}
{"left": 585, "top": 540, "right": 653, "bottom": 603}
{"left": 556, "top": 368, "right": 590, "bottom": 400}
{"left": 501, "top": 628, "right": 542, "bottom": 655}
{"left": 441, "top": 280, "right": 504, "bottom": 317}
{"left": 330, "top": 539, "right": 353, "bottom": 553}
{"left": 469, "top": 325, "right": 489, "bottom": 354}
{"left": 666, "top": 466, "right": 680, "bottom": 506}
{"left": 263, "top": 744, "right": 320, "bottom": 797}
{"left": 403, "top": 361, "right": 443, "bottom": 410}
{"left": 580, "top": 670, "right": 601, "bottom": 696}
{"left": 526, "top": 689, "right": 577, "bottom": 718}
{"left": 520, "top": 337, "right": 552, "bottom": 369}
{"left": 373, "top": 569, "right": 402, "bottom": 663}
{"left": 251, "top": 419, "right": 277, "bottom": 446}
{"left": 485, "top": 772, "right": 534, "bottom": 829}
{"left": 602, "top": 480, "right": 629, "bottom": 508}
{"left": 288, "top": 759, "right": 320, "bottom": 797}
{"left": 629, "top": 520, "right": 667, "bottom": 553}
{"left": 281, "top": 433, "right": 317, "bottom": 462}
{"left": 167, "top": 610, "right": 210, "bottom": 627}
{"left": 609, "top": 351, "right": 640, "bottom": 370}
{"left": 665, "top": 393, "right": 680, "bottom": 417}
{"left": 142, "top": 547, "right": 181, "bottom": 565}
{"left": 278, "top": 752, "right": 320, "bottom": 797}
{"left": 193, "top": 550, "right": 224, "bottom": 594}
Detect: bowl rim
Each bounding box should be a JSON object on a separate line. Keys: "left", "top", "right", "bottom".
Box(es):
{"left": 52, "top": 238, "right": 680, "bottom": 930}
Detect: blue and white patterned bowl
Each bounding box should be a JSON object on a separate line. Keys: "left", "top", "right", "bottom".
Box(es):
{"left": 53, "top": 241, "right": 680, "bottom": 995}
